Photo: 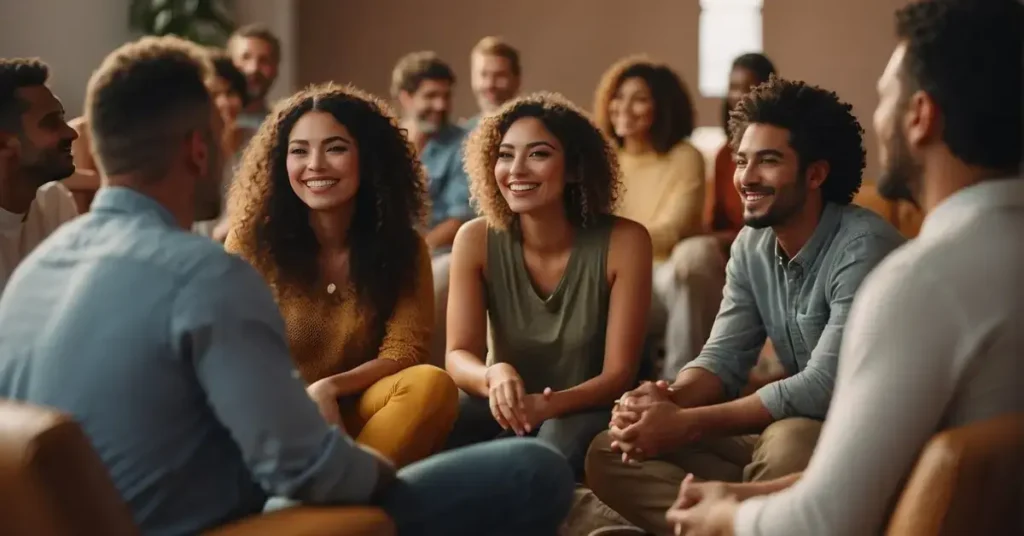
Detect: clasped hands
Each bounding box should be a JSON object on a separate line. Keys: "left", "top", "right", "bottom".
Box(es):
{"left": 484, "top": 362, "right": 553, "bottom": 436}
{"left": 609, "top": 380, "right": 695, "bottom": 463}
{"left": 664, "top": 474, "right": 740, "bottom": 536}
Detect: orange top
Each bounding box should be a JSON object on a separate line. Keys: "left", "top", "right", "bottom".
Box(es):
{"left": 225, "top": 235, "right": 434, "bottom": 384}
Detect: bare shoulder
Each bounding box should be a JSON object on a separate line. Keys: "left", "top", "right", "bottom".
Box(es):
{"left": 609, "top": 216, "right": 652, "bottom": 257}
{"left": 607, "top": 216, "right": 652, "bottom": 271}
{"left": 451, "top": 217, "right": 489, "bottom": 265}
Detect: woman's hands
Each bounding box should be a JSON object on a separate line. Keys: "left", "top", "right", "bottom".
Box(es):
{"left": 306, "top": 379, "right": 345, "bottom": 431}
{"left": 484, "top": 363, "right": 554, "bottom": 435}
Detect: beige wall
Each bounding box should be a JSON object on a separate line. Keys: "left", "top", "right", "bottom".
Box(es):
{"left": 295, "top": 0, "right": 908, "bottom": 182}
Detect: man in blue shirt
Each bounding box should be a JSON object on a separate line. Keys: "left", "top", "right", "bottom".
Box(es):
{"left": 392, "top": 51, "right": 474, "bottom": 365}
{"left": 0, "top": 36, "right": 572, "bottom": 536}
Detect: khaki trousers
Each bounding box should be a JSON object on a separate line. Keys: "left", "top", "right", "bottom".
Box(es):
{"left": 585, "top": 417, "right": 823, "bottom": 536}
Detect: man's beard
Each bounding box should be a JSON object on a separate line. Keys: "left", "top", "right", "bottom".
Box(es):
{"left": 20, "top": 145, "right": 75, "bottom": 186}
{"left": 877, "top": 123, "right": 921, "bottom": 206}
{"left": 415, "top": 109, "right": 446, "bottom": 135}
{"left": 744, "top": 174, "right": 808, "bottom": 229}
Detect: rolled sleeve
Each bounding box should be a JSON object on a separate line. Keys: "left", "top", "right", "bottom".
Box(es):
{"left": 682, "top": 232, "right": 765, "bottom": 398}
{"left": 755, "top": 232, "right": 902, "bottom": 420}
{"left": 173, "top": 260, "right": 380, "bottom": 504}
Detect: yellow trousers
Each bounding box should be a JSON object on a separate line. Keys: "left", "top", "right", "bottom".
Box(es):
{"left": 341, "top": 364, "right": 458, "bottom": 468}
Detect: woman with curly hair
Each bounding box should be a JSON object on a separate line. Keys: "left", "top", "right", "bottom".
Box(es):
{"left": 594, "top": 56, "right": 718, "bottom": 380}
{"left": 443, "top": 92, "right": 652, "bottom": 478}
{"left": 225, "top": 83, "right": 458, "bottom": 468}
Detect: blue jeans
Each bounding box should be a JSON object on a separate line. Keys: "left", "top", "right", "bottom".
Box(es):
{"left": 380, "top": 437, "right": 574, "bottom": 535}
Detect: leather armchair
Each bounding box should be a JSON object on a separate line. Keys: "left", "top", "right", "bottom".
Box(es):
{"left": 887, "top": 412, "right": 1024, "bottom": 535}
{"left": 0, "top": 400, "right": 394, "bottom": 536}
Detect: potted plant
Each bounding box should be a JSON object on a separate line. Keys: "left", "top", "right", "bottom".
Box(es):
{"left": 129, "top": 0, "right": 235, "bottom": 46}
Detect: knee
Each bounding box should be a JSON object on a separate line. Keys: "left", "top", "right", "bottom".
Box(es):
{"left": 396, "top": 365, "right": 459, "bottom": 426}
{"left": 505, "top": 439, "right": 575, "bottom": 521}
{"left": 583, "top": 431, "right": 619, "bottom": 490}
{"left": 747, "top": 418, "right": 822, "bottom": 481}
{"left": 669, "top": 236, "right": 725, "bottom": 284}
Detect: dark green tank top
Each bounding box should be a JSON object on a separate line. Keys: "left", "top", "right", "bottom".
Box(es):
{"left": 484, "top": 217, "right": 613, "bottom": 394}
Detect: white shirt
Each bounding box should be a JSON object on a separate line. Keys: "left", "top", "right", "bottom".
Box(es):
{"left": 0, "top": 181, "right": 78, "bottom": 292}
{"left": 735, "top": 178, "right": 1024, "bottom": 536}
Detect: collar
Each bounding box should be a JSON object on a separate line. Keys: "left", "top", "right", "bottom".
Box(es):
{"left": 89, "top": 186, "right": 179, "bottom": 228}
{"left": 919, "top": 178, "right": 1024, "bottom": 239}
{"left": 774, "top": 202, "right": 843, "bottom": 270}
{"left": 423, "top": 123, "right": 465, "bottom": 154}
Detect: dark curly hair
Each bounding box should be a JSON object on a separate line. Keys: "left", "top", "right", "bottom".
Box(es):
{"left": 228, "top": 82, "right": 428, "bottom": 327}
{"left": 464, "top": 92, "right": 621, "bottom": 231}
{"left": 729, "top": 75, "right": 865, "bottom": 205}
{"left": 895, "top": 0, "right": 1021, "bottom": 172}
{"left": 0, "top": 58, "right": 49, "bottom": 131}
{"left": 593, "top": 56, "right": 695, "bottom": 155}
{"left": 720, "top": 53, "right": 776, "bottom": 129}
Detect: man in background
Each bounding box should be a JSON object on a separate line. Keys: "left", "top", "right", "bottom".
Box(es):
{"left": 228, "top": 23, "right": 280, "bottom": 133}
{"left": 463, "top": 36, "right": 521, "bottom": 131}
{"left": 0, "top": 57, "right": 79, "bottom": 291}
{"left": 392, "top": 51, "right": 473, "bottom": 366}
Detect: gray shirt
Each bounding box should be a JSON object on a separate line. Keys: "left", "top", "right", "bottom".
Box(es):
{"left": 735, "top": 179, "right": 1024, "bottom": 535}
{"left": 683, "top": 202, "right": 905, "bottom": 420}
{"left": 0, "top": 187, "right": 380, "bottom": 535}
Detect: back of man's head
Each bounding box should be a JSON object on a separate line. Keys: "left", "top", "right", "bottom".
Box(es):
{"left": 85, "top": 35, "right": 214, "bottom": 183}
{"left": 895, "top": 0, "right": 1021, "bottom": 172}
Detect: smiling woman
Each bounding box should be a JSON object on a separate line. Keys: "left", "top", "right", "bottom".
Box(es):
{"left": 443, "top": 92, "right": 653, "bottom": 480}
{"left": 224, "top": 82, "right": 458, "bottom": 468}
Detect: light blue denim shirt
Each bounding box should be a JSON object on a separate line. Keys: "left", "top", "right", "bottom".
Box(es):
{"left": 422, "top": 123, "right": 473, "bottom": 231}
{"left": 683, "top": 202, "right": 906, "bottom": 420}
{"left": 0, "top": 187, "right": 380, "bottom": 535}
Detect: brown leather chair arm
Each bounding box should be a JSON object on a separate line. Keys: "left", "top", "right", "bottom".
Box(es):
{"left": 204, "top": 506, "right": 395, "bottom": 536}
{"left": 887, "top": 412, "right": 1024, "bottom": 535}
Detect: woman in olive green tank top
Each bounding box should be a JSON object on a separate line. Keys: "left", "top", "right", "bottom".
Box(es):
{"left": 443, "top": 93, "right": 653, "bottom": 478}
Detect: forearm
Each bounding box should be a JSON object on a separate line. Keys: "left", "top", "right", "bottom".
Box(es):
{"left": 685, "top": 393, "right": 775, "bottom": 439}
{"left": 670, "top": 367, "right": 727, "bottom": 408}
{"left": 546, "top": 370, "right": 632, "bottom": 417}
{"left": 425, "top": 218, "right": 463, "bottom": 250}
{"left": 731, "top": 472, "right": 802, "bottom": 500}
{"left": 446, "top": 349, "right": 489, "bottom": 397}
{"left": 321, "top": 359, "right": 403, "bottom": 395}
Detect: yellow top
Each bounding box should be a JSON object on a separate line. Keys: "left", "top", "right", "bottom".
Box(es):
{"left": 225, "top": 235, "right": 434, "bottom": 384}
{"left": 616, "top": 140, "right": 706, "bottom": 260}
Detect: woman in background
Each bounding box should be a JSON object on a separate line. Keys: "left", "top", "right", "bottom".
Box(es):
{"left": 594, "top": 56, "right": 711, "bottom": 380}
{"left": 444, "top": 92, "right": 651, "bottom": 479}
{"left": 226, "top": 83, "right": 457, "bottom": 468}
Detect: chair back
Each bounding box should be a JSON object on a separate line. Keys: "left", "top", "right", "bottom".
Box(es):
{"left": 887, "top": 412, "right": 1024, "bottom": 535}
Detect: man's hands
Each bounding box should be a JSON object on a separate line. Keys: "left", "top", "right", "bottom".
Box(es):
{"left": 611, "top": 380, "right": 674, "bottom": 429}
{"left": 610, "top": 399, "right": 698, "bottom": 462}
{"left": 665, "top": 474, "right": 740, "bottom": 536}
{"left": 484, "top": 363, "right": 554, "bottom": 435}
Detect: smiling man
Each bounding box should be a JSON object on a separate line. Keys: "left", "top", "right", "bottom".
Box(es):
{"left": 584, "top": 77, "right": 905, "bottom": 536}
{"left": 228, "top": 24, "right": 280, "bottom": 133}
{"left": 463, "top": 36, "right": 521, "bottom": 132}
{"left": 0, "top": 58, "right": 79, "bottom": 291}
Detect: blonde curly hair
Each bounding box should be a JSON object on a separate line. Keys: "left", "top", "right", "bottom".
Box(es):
{"left": 463, "top": 92, "right": 622, "bottom": 231}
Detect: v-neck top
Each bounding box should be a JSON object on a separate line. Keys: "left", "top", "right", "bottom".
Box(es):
{"left": 483, "top": 216, "right": 613, "bottom": 394}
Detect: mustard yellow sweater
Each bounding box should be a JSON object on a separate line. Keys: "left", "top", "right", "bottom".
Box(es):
{"left": 616, "top": 141, "right": 706, "bottom": 260}
{"left": 226, "top": 236, "right": 434, "bottom": 384}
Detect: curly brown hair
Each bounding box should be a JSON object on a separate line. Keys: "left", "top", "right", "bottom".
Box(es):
{"left": 593, "top": 56, "right": 695, "bottom": 155}
{"left": 228, "top": 82, "right": 428, "bottom": 323}
{"left": 464, "top": 92, "right": 621, "bottom": 231}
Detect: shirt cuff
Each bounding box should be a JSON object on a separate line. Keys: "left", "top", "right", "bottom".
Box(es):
{"left": 755, "top": 381, "right": 788, "bottom": 420}
{"left": 734, "top": 496, "right": 768, "bottom": 536}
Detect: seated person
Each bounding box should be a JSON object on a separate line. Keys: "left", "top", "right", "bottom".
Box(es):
{"left": 0, "top": 36, "right": 573, "bottom": 536}
{"left": 584, "top": 76, "right": 906, "bottom": 536}
{"left": 192, "top": 50, "right": 250, "bottom": 242}
{"left": 594, "top": 57, "right": 710, "bottom": 375}
{"left": 225, "top": 83, "right": 458, "bottom": 468}
{"left": 444, "top": 92, "right": 652, "bottom": 479}
{"left": 669, "top": 2, "right": 1024, "bottom": 535}
{"left": 0, "top": 58, "right": 79, "bottom": 291}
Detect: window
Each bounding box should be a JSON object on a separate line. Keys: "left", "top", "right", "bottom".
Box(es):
{"left": 699, "top": 0, "right": 764, "bottom": 98}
